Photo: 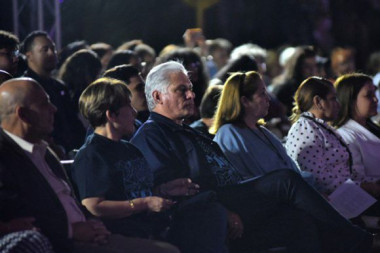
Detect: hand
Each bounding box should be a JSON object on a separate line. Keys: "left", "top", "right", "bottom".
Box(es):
{"left": 72, "top": 220, "right": 110, "bottom": 244}
{"left": 183, "top": 28, "right": 206, "bottom": 49}
{"left": 159, "top": 178, "right": 200, "bottom": 197}
{"left": 144, "top": 196, "right": 175, "bottom": 212}
{"left": 1, "top": 217, "right": 38, "bottom": 234}
{"left": 227, "top": 211, "right": 244, "bottom": 239}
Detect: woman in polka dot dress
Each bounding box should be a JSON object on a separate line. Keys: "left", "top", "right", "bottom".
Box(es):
{"left": 285, "top": 77, "right": 380, "bottom": 199}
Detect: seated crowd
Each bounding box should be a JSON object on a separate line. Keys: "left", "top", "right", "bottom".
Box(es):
{"left": 1, "top": 27, "right": 380, "bottom": 253}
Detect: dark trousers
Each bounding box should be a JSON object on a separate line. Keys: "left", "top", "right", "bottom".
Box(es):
{"left": 217, "top": 170, "right": 373, "bottom": 253}
{"left": 105, "top": 197, "right": 228, "bottom": 253}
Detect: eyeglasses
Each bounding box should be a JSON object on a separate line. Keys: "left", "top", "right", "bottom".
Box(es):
{"left": 0, "top": 50, "right": 19, "bottom": 59}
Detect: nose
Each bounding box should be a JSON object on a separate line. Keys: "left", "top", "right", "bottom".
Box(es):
{"left": 186, "top": 90, "right": 195, "bottom": 100}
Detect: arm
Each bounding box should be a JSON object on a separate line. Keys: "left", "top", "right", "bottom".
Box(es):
{"left": 81, "top": 196, "right": 174, "bottom": 219}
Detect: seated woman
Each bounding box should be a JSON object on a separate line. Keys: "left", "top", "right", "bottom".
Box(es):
{"left": 333, "top": 73, "right": 380, "bottom": 180}
{"left": 210, "top": 71, "right": 311, "bottom": 183}
{"left": 285, "top": 76, "right": 380, "bottom": 198}
{"left": 71, "top": 77, "right": 228, "bottom": 253}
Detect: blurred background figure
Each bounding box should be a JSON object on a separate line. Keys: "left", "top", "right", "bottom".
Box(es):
{"left": 330, "top": 47, "right": 356, "bottom": 79}
{"left": 58, "top": 49, "right": 102, "bottom": 129}
{"left": 190, "top": 84, "right": 223, "bottom": 139}
{"left": 0, "top": 30, "right": 19, "bottom": 77}
{"left": 90, "top": 42, "right": 114, "bottom": 74}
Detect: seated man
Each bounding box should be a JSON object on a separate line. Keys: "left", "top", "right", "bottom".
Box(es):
{"left": 0, "top": 77, "right": 179, "bottom": 253}
{"left": 71, "top": 77, "right": 228, "bottom": 253}
{"left": 131, "top": 61, "right": 375, "bottom": 253}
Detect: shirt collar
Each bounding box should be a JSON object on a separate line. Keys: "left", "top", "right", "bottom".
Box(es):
{"left": 3, "top": 130, "right": 48, "bottom": 156}
{"left": 149, "top": 112, "right": 185, "bottom": 131}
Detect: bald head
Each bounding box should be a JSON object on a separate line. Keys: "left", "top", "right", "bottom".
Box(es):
{"left": 0, "top": 78, "right": 41, "bottom": 122}
{"left": 0, "top": 77, "right": 56, "bottom": 142}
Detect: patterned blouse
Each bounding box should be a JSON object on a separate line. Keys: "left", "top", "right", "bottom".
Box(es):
{"left": 285, "top": 112, "right": 352, "bottom": 194}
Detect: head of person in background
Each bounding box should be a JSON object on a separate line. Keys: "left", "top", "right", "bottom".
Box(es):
{"left": 103, "top": 64, "right": 149, "bottom": 122}
{"left": 213, "top": 54, "right": 259, "bottom": 84}
{"left": 290, "top": 77, "right": 339, "bottom": 123}
{"left": 190, "top": 84, "right": 223, "bottom": 138}
{"left": 210, "top": 71, "right": 269, "bottom": 134}
{"left": 134, "top": 43, "right": 156, "bottom": 78}
{"left": 58, "top": 49, "right": 102, "bottom": 109}
{"left": 205, "top": 38, "right": 232, "bottom": 72}
{"left": 333, "top": 73, "right": 378, "bottom": 131}
{"left": 21, "top": 31, "right": 57, "bottom": 78}
{"left": 106, "top": 50, "right": 141, "bottom": 72}
{"left": 0, "top": 30, "right": 19, "bottom": 76}
{"left": 230, "top": 43, "right": 267, "bottom": 75}
{"left": 280, "top": 46, "right": 318, "bottom": 86}
{"left": 57, "top": 40, "right": 89, "bottom": 70}
{"left": 90, "top": 42, "right": 114, "bottom": 73}
{"left": 158, "top": 47, "right": 208, "bottom": 110}
{"left": 330, "top": 47, "right": 356, "bottom": 78}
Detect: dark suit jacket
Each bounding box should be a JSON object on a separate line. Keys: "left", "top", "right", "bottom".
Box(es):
{"left": 0, "top": 128, "right": 75, "bottom": 252}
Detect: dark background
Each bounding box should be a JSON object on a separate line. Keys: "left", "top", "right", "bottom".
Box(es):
{"left": 1, "top": 0, "right": 380, "bottom": 68}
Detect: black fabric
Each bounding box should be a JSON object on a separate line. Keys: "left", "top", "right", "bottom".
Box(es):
{"left": 0, "top": 129, "right": 74, "bottom": 253}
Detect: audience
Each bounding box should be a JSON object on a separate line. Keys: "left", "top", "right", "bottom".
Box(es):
{"left": 21, "top": 31, "right": 86, "bottom": 156}
{"left": 0, "top": 77, "right": 179, "bottom": 253}
{"left": 211, "top": 71, "right": 312, "bottom": 184}
{"left": 71, "top": 77, "right": 228, "bottom": 253}
{"left": 286, "top": 77, "right": 380, "bottom": 199}
{"left": 131, "top": 61, "right": 375, "bottom": 253}
{"left": 333, "top": 73, "right": 380, "bottom": 180}
{"left": 2, "top": 26, "right": 380, "bottom": 252}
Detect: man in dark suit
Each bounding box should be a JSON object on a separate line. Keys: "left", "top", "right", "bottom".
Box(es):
{"left": 0, "top": 77, "right": 179, "bottom": 253}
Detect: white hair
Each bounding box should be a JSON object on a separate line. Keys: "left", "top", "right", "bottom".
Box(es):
{"left": 145, "top": 61, "right": 188, "bottom": 111}
{"left": 230, "top": 43, "right": 267, "bottom": 61}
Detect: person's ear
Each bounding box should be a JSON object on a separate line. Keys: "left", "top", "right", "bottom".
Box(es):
{"left": 313, "top": 95, "right": 323, "bottom": 110}
{"left": 16, "top": 106, "right": 32, "bottom": 124}
{"left": 25, "top": 51, "right": 32, "bottom": 61}
{"left": 240, "top": 96, "right": 250, "bottom": 107}
{"left": 152, "top": 90, "right": 163, "bottom": 104}
{"left": 106, "top": 110, "right": 117, "bottom": 123}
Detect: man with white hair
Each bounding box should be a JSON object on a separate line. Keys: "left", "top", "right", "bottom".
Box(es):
{"left": 132, "top": 61, "right": 376, "bottom": 253}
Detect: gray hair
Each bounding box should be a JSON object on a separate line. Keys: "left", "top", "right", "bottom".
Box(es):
{"left": 145, "top": 61, "right": 188, "bottom": 111}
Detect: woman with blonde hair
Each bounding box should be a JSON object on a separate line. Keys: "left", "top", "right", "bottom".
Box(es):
{"left": 211, "top": 71, "right": 304, "bottom": 179}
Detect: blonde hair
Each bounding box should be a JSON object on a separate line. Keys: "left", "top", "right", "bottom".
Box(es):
{"left": 210, "top": 71, "right": 262, "bottom": 134}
